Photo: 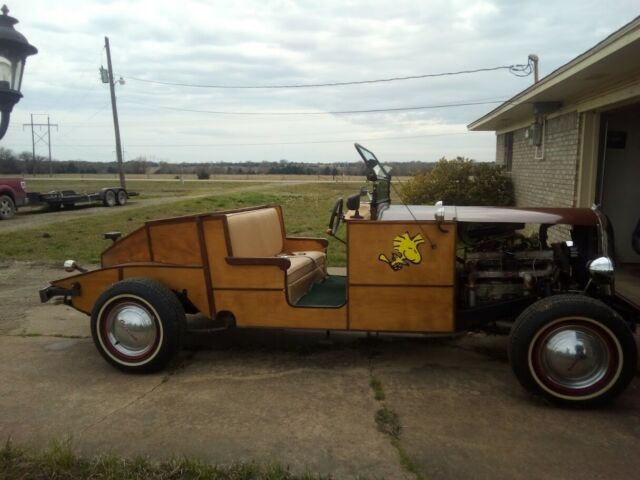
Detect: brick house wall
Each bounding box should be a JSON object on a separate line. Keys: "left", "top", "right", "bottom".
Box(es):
{"left": 496, "top": 111, "right": 581, "bottom": 208}
{"left": 495, "top": 133, "right": 506, "bottom": 167}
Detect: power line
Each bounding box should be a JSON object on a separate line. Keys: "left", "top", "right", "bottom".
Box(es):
{"left": 122, "top": 98, "right": 510, "bottom": 116}
{"left": 56, "top": 103, "right": 110, "bottom": 140}
{"left": 62, "top": 45, "right": 108, "bottom": 112}
{"left": 122, "top": 63, "right": 531, "bottom": 89}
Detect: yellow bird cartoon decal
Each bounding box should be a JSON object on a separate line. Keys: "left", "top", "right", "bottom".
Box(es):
{"left": 379, "top": 232, "right": 425, "bottom": 271}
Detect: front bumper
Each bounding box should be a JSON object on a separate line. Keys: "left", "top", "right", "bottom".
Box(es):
{"left": 39, "top": 283, "right": 80, "bottom": 303}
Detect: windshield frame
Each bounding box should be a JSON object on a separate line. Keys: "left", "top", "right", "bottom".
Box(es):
{"left": 354, "top": 143, "right": 391, "bottom": 180}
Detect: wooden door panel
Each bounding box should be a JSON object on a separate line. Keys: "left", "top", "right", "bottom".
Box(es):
{"left": 348, "top": 221, "right": 456, "bottom": 286}
{"left": 349, "top": 286, "right": 454, "bottom": 332}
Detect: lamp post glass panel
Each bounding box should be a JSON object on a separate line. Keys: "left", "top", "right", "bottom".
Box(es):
{"left": 0, "top": 4, "right": 37, "bottom": 140}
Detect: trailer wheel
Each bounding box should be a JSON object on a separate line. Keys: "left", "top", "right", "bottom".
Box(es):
{"left": 116, "top": 189, "right": 128, "bottom": 206}
{"left": 91, "top": 278, "right": 186, "bottom": 373}
{"left": 103, "top": 189, "right": 117, "bottom": 207}
{"left": 0, "top": 194, "right": 15, "bottom": 220}
{"left": 509, "top": 295, "right": 637, "bottom": 406}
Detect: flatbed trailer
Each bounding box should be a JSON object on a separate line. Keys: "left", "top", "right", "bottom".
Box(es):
{"left": 27, "top": 186, "right": 138, "bottom": 209}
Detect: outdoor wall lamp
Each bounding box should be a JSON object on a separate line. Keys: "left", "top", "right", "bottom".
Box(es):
{"left": 0, "top": 4, "right": 37, "bottom": 140}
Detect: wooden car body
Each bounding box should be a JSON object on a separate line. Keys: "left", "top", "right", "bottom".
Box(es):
{"left": 41, "top": 144, "right": 638, "bottom": 407}
{"left": 48, "top": 203, "right": 457, "bottom": 333}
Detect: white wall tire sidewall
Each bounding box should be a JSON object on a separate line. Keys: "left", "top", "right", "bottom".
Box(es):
{"left": 527, "top": 316, "right": 624, "bottom": 402}
{"left": 96, "top": 294, "right": 165, "bottom": 367}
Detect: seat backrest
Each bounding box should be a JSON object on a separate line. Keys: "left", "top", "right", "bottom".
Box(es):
{"left": 226, "top": 207, "right": 284, "bottom": 257}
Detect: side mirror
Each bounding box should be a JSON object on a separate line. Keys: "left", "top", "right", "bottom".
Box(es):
{"left": 346, "top": 193, "right": 361, "bottom": 211}
{"left": 346, "top": 193, "right": 362, "bottom": 219}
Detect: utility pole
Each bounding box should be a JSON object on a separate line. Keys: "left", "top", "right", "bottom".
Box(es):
{"left": 47, "top": 116, "right": 53, "bottom": 176}
{"left": 103, "top": 36, "right": 126, "bottom": 190}
{"left": 29, "top": 113, "right": 35, "bottom": 175}
{"left": 23, "top": 113, "right": 58, "bottom": 176}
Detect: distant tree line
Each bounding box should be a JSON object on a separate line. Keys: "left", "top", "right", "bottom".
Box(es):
{"left": 0, "top": 147, "right": 437, "bottom": 177}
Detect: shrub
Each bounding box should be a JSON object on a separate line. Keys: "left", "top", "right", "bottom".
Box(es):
{"left": 401, "top": 157, "right": 514, "bottom": 206}
{"left": 196, "top": 168, "right": 210, "bottom": 180}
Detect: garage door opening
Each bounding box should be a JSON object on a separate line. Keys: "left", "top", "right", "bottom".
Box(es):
{"left": 596, "top": 103, "right": 640, "bottom": 307}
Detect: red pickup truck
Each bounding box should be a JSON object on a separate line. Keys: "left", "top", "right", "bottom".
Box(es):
{"left": 0, "top": 177, "right": 27, "bottom": 220}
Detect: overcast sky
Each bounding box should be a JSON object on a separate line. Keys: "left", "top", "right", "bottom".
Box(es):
{"left": 2, "top": 0, "right": 638, "bottom": 164}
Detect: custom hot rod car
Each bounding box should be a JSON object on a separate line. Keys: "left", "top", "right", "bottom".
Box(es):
{"left": 41, "top": 144, "right": 638, "bottom": 406}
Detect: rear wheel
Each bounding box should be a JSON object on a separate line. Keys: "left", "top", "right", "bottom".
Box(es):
{"left": 103, "top": 189, "right": 117, "bottom": 207}
{"left": 116, "top": 189, "right": 128, "bottom": 206}
{"left": 91, "top": 278, "right": 185, "bottom": 373}
{"left": 509, "top": 295, "right": 637, "bottom": 406}
{"left": 0, "top": 194, "right": 15, "bottom": 220}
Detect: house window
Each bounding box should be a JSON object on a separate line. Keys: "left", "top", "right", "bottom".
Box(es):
{"left": 504, "top": 132, "right": 514, "bottom": 172}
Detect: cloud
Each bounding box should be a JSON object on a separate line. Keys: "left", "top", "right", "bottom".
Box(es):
{"left": 3, "top": 0, "right": 638, "bottom": 164}
{"left": 453, "top": 1, "right": 499, "bottom": 31}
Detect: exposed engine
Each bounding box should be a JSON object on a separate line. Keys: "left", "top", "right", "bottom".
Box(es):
{"left": 458, "top": 222, "right": 578, "bottom": 307}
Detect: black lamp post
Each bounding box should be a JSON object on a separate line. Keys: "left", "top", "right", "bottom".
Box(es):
{"left": 0, "top": 4, "right": 37, "bottom": 140}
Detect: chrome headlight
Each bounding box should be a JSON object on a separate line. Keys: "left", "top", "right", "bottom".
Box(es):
{"left": 588, "top": 256, "right": 614, "bottom": 283}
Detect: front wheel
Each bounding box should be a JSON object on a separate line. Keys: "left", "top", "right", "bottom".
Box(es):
{"left": 91, "top": 278, "right": 185, "bottom": 373}
{"left": 0, "top": 194, "right": 16, "bottom": 220}
{"left": 509, "top": 295, "right": 637, "bottom": 407}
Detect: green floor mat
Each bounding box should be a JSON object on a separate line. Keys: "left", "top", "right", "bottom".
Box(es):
{"left": 296, "top": 275, "right": 347, "bottom": 307}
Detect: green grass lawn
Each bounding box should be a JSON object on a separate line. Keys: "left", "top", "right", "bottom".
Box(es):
{"left": 0, "top": 440, "right": 334, "bottom": 480}
{"left": 0, "top": 182, "right": 357, "bottom": 266}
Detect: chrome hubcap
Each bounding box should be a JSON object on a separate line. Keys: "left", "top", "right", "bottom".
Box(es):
{"left": 538, "top": 325, "right": 610, "bottom": 390}
{"left": 104, "top": 301, "right": 157, "bottom": 358}
{"left": 0, "top": 200, "right": 11, "bottom": 215}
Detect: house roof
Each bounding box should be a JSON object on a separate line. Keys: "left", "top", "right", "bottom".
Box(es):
{"left": 468, "top": 16, "right": 640, "bottom": 132}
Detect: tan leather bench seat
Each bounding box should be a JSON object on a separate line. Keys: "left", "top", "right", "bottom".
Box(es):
{"left": 226, "top": 208, "right": 326, "bottom": 303}
{"left": 282, "top": 252, "right": 326, "bottom": 303}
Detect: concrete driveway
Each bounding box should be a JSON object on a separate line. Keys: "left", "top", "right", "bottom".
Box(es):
{"left": 1, "top": 261, "right": 640, "bottom": 479}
